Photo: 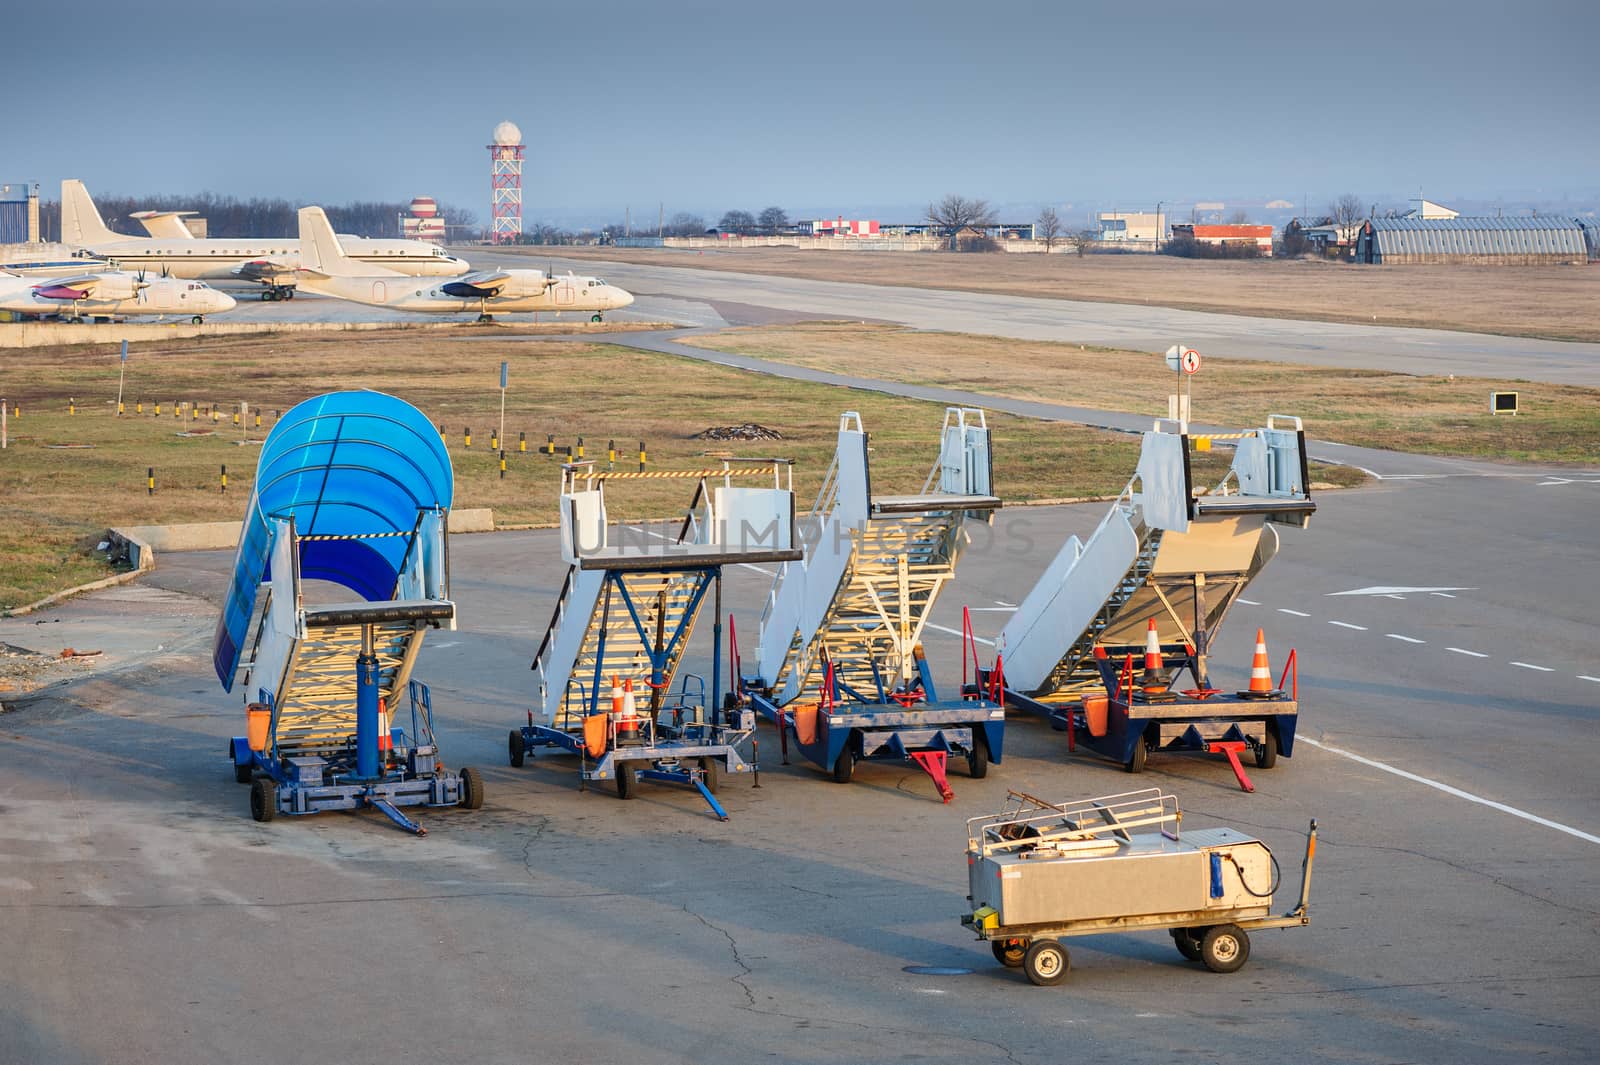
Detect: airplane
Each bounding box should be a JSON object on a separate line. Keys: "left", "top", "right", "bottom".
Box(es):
{"left": 58, "top": 180, "right": 471, "bottom": 301}
{"left": 0, "top": 267, "right": 236, "bottom": 323}
{"left": 131, "top": 210, "right": 200, "bottom": 240}
{"left": 293, "top": 206, "right": 634, "bottom": 323}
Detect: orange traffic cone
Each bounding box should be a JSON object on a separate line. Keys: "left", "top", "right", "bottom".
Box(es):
{"left": 377, "top": 697, "right": 393, "bottom": 754}
{"left": 614, "top": 678, "right": 641, "bottom": 745}
{"left": 610, "top": 675, "right": 624, "bottom": 716}
{"left": 1141, "top": 618, "right": 1169, "bottom": 695}
{"left": 1246, "top": 629, "right": 1276, "bottom": 695}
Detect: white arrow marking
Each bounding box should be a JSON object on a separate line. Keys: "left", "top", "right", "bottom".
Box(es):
{"left": 1510, "top": 661, "right": 1554, "bottom": 672}
{"left": 1386, "top": 633, "right": 1425, "bottom": 644}
{"left": 1447, "top": 647, "right": 1488, "bottom": 658}
{"left": 1329, "top": 621, "right": 1367, "bottom": 630}
{"left": 1278, "top": 608, "right": 1311, "bottom": 617}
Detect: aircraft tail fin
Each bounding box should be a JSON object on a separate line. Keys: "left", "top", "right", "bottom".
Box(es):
{"left": 60, "top": 180, "right": 120, "bottom": 247}
{"left": 297, "top": 206, "right": 374, "bottom": 278}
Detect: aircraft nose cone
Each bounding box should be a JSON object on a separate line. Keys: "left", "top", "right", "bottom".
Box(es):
{"left": 614, "top": 288, "right": 635, "bottom": 308}
{"left": 216, "top": 292, "right": 238, "bottom": 311}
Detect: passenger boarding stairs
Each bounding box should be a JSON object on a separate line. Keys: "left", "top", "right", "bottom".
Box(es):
{"left": 533, "top": 460, "right": 800, "bottom": 732}
{"left": 235, "top": 510, "right": 454, "bottom": 760}
{"left": 1000, "top": 417, "right": 1316, "bottom": 701}
{"left": 755, "top": 409, "right": 1000, "bottom": 705}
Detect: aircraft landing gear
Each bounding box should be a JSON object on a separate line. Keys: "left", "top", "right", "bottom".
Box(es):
{"left": 476, "top": 313, "right": 495, "bottom": 324}
{"left": 192, "top": 315, "right": 205, "bottom": 325}
{"left": 590, "top": 313, "right": 603, "bottom": 323}
{"left": 262, "top": 285, "right": 295, "bottom": 302}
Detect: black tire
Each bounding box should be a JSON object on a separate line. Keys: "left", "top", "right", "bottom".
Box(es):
{"left": 1124, "top": 737, "right": 1147, "bottom": 774}
{"left": 508, "top": 729, "right": 526, "bottom": 768}
{"left": 1171, "top": 926, "right": 1203, "bottom": 962}
{"left": 284, "top": 288, "right": 295, "bottom": 300}
{"left": 966, "top": 730, "right": 990, "bottom": 778}
{"left": 591, "top": 313, "right": 602, "bottom": 323}
{"left": 263, "top": 290, "right": 276, "bottom": 302}
{"left": 991, "top": 938, "right": 1028, "bottom": 968}
{"left": 1255, "top": 729, "right": 1279, "bottom": 769}
{"left": 831, "top": 744, "right": 855, "bottom": 784}
{"left": 249, "top": 778, "right": 277, "bottom": 823}
{"left": 234, "top": 760, "right": 253, "bottom": 784}
{"left": 459, "top": 766, "right": 485, "bottom": 810}
{"left": 1199, "top": 924, "right": 1251, "bottom": 974}
{"left": 616, "top": 761, "right": 638, "bottom": 799}
{"left": 699, "top": 756, "right": 720, "bottom": 794}
{"left": 1022, "top": 939, "right": 1069, "bottom": 986}
{"left": 191, "top": 316, "right": 203, "bottom": 325}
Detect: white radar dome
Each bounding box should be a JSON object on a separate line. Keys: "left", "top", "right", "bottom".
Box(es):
{"left": 492, "top": 120, "right": 523, "bottom": 146}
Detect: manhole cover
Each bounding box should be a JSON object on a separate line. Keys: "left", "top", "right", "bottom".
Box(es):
{"left": 902, "top": 965, "right": 973, "bottom": 976}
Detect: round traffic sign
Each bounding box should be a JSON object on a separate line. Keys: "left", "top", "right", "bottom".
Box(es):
{"left": 1181, "top": 348, "right": 1201, "bottom": 375}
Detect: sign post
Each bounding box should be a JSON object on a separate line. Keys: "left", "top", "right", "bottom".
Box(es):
{"left": 116, "top": 340, "right": 128, "bottom": 417}
{"left": 1164, "top": 344, "right": 1201, "bottom": 429}
{"left": 498, "top": 361, "right": 509, "bottom": 453}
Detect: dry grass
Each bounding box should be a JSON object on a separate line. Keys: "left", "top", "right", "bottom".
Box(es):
{"left": 0, "top": 328, "right": 1255, "bottom": 610}
{"left": 685, "top": 323, "right": 1600, "bottom": 463}
{"left": 537, "top": 246, "right": 1600, "bottom": 343}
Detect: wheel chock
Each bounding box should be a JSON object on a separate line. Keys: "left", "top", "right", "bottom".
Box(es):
{"left": 911, "top": 750, "right": 955, "bottom": 803}
{"left": 1206, "top": 741, "right": 1255, "bottom": 793}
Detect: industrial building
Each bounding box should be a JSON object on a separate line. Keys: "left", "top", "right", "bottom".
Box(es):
{"left": 1096, "top": 210, "right": 1166, "bottom": 246}
{"left": 0, "top": 182, "right": 40, "bottom": 244}
{"left": 1355, "top": 214, "right": 1591, "bottom": 265}
{"left": 1169, "top": 223, "right": 1274, "bottom": 256}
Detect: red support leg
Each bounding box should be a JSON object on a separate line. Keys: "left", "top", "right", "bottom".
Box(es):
{"left": 1207, "top": 741, "right": 1255, "bottom": 793}
{"left": 910, "top": 751, "right": 954, "bottom": 803}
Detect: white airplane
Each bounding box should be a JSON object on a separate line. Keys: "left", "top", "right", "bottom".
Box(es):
{"left": 59, "top": 180, "right": 471, "bottom": 301}
{"left": 131, "top": 210, "right": 199, "bottom": 240}
{"left": 0, "top": 267, "right": 236, "bottom": 323}
{"left": 294, "top": 206, "right": 634, "bottom": 322}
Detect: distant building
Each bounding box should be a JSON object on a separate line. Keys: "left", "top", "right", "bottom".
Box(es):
{"left": 804, "top": 217, "right": 881, "bottom": 237}
{"left": 1096, "top": 211, "right": 1166, "bottom": 244}
{"left": 1355, "top": 214, "right": 1589, "bottom": 265}
{"left": 1284, "top": 218, "right": 1362, "bottom": 258}
{"left": 0, "top": 182, "right": 39, "bottom": 244}
{"left": 1170, "top": 223, "right": 1274, "bottom": 256}
{"left": 402, "top": 196, "right": 447, "bottom": 244}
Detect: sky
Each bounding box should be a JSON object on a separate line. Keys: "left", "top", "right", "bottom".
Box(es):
{"left": 10, "top": 0, "right": 1599, "bottom": 228}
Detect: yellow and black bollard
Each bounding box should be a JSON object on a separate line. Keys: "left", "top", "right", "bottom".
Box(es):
{"left": 518, "top": 431, "right": 527, "bottom": 453}
{"left": 464, "top": 427, "right": 472, "bottom": 449}
{"left": 638, "top": 440, "right": 647, "bottom": 473}
{"left": 117, "top": 401, "right": 124, "bottom": 416}
{"left": 499, "top": 450, "right": 507, "bottom": 479}
{"left": 255, "top": 412, "right": 262, "bottom": 429}
{"left": 211, "top": 407, "right": 220, "bottom": 423}
{"left": 155, "top": 401, "right": 161, "bottom": 416}
{"left": 608, "top": 439, "right": 616, "bottom": 468}
{"left": 438, "top": 423, "right": 445, "bottom": 441}
{"left": 136, "top": 400, "right": 144, "bottom": 415}
{"left": 545, "top": 433, "right": 555, "bottom": 456}
{"left": 147, "top": 467, "right": 155, "bottom": 495}
{"left": 68, "top": 397, "right": 75, "bottom": 415}
{"left": 232, "top": 410, "right": 240, "bottom": 427}
{"left": 220, "top": 464, "right": 228, "bottom": 494}
{"left": 490, "top": 429, "right": 499, "bottom": 451}
{"left": 576, "top": 436, "right": 584, "bottom": 460}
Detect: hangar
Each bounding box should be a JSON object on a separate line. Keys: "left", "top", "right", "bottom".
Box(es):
{"left": 1355, "top": 214, "right": 1591, "bottom": 265}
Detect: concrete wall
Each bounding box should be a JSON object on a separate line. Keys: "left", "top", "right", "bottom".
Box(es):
{"left": 0, "top": 318, "right": 474, "bottom": 349}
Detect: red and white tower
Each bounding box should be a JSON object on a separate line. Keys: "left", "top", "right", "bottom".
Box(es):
{"left": 488, "top": 120, "right": 524, "bottom": 243}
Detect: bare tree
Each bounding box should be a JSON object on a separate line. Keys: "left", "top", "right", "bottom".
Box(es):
{"left": 927, "top": 194, "right": 996, "bottom": 250}
{"left": 757, "top": 206, "right": 789, "bottom": 234}
{"left": 1075, "top": 228, "right": 1098, "bottom": 256}
{"left": 1329, "top": 194, "right": 1364, "bottom": 226}
{"left": 666, "top": 212, "right": 706, "bottom": 237}
{"left": 1228, "top": 209, "right": 1252, "bottom": 225}
{"left": 1035, "top": 206, "right": 1062, "bottom": 251}
{"left": 718, "top": 210, "right": 756, "bottom": 234}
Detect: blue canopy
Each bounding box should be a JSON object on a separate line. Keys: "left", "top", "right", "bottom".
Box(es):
{"left": 212, "top": 390, "right": 453, "bottom": 689}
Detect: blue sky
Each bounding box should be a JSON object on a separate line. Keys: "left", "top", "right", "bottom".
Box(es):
{"left": 10, "top": 0, "right": 1598, "bottom": 226}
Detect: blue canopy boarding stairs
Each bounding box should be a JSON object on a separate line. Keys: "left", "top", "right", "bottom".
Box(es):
{"left": 214, "top": 390, "right": 481, "bottom": 835}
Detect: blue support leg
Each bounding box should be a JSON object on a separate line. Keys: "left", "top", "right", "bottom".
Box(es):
{"left": 356, "top": 645, "right": 381, "bottom": 781}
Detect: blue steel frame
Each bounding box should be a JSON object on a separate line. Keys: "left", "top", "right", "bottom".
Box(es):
{"left": 519, "top": 565, "right": 755, "bottom": 821}
{"left": 231, "top": 679, "right": 469, "bottom": 834}
{"left": 742, "top": 651, "right": 1005, "bottom": 780}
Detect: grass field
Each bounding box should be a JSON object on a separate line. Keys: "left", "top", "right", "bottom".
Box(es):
{"left": 533, "top": 246, "right": 1600, "bottom": 343}
{"left": 686, "top": 323, "right": 1600, "bottom": 462}
{"left": 0, "top": 329, "right": 1315, "bottom": 610}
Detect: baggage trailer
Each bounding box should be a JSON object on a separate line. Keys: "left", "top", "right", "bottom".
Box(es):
{"left": 994, "top": 417, "right": 1314, "bottom": 779}
{"left": 738, "top": 410, "right": 1004, "bottom": 802}
{"left": 215, "top": 391, "right": 482, "bottom": 835}
{"left": 963, "top": 789, "right": 1317, "bottom": 985}
{"left": 513, "top": 458, "right": 802, "bottom": 819}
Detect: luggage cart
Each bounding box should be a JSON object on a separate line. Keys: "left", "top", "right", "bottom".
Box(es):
{"left": 962, "top": 789, "right": 1316, "bottom": 985}
{"left": 513, "top": 458, "right": 801, "bottom": 819}
{"left": 738, "top": 410, "right": 1004, "bottom": 802}
{"left": 215, "top": 390, "right": 481, "bottom": 835}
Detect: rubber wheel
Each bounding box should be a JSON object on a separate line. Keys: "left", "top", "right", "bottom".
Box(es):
{"left": 966, "top": 730, "right": 990, "bottom": 778}
{"left": 1124, "top": 738, "right": 1147, "bottom": 774}
{"left": 1171, "top": 926, "right": 1203, "bottom": 962}
{"left": 831, "top": 745, "right": 855, "bottom": 784}
{"left": 1022, "top": 939, "right": 1069, "bottom": 986}
{"left": 508, "top": 729, "right": 526, "bottom": 768}
{"left": 234, "top": 760, "right": 253, "bottom": 784}
{"left": 991, "top": 938, "right": 1028, "bottom": 968}
{"left": 191, "top": 316, "right": 203, "bottom": 325}
{"left": 699, "top": 756, "right": 720, "bottom": 794}
{"left": 591, "top": 313, "right": 602, "bottom": 323}
{"left": 249, "top": 778, "right": 277, "bottom": 823}
{"left": 616, "top": 761, "right": 638, "bottom": 799}
{"left": 1200, "top": 924, "right": 1251, "bottom": 973}
{"left": 1255, "top": 729, "right": 1279, "bottom": 769}
{"left": 458, "top": 766, "right": 485, "bottom": 810}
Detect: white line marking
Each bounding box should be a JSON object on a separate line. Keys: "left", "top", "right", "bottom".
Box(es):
{"left": 925, "top": 622, "right": 994, "bottom": 646}
{"left": 1298, "top": 737, "right": 1600, "bottom": 846}
{"left": 1430, "top": 592, "right": 1456, "bottom": 598}
{"left": 994, "top": 600, "right": 1016, "bottom": 608}
{"left": 1328, "top": 621, "right": 1367, "bottom": 631}
{"left": 965, "top": 607, "right": 1017, "bottom": 613}
{"left": 1581, "top": 676, "right": 1600, "bottom": 684}
{"left": 1447, "top": 647, "right": 1488, "bottom": 658}
{"left": 1238, "top": 598, "right": 1261, "bottom": 606}
{"left": 1277, "top": 608, "right": 1311, "bottom": 617}
{"left": 1510, "top": 661, "right": 1554, "bottom": 672}
{"left": 1382, "top": 595, "right": 1407, "bottom": 600}
{"left": 1354, "top": 466, "right": 1383, "bottom": 480}
{"left": 1386, "top": 633, "right": 1425, "bottom": 644}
